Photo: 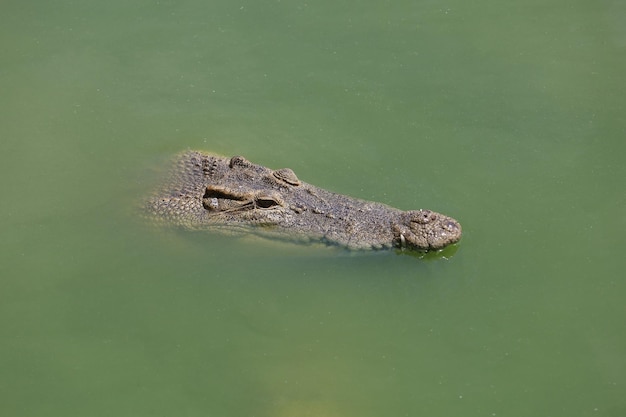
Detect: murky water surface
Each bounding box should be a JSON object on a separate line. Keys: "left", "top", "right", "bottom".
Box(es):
{"left": 1, "top": 1, "right": 624, "bottom": 416}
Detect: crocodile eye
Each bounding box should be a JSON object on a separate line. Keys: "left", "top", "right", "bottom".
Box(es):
{"left": 255, "top": 192, "right": 284, "bottom": 209}
{"left": 273, "top": 168, "right": 300, "bottom": 186}
{"left": 256, "top": 197, "right": 281, "bottom": 208}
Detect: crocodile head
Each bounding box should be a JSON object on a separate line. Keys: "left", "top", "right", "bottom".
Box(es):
{"left": 147, "top": 152, "right": 462, "bottom": 252}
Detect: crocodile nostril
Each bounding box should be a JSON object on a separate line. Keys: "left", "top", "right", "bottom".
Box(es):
{"left": 413, "top": 209, "right": 436, "bottom": 224}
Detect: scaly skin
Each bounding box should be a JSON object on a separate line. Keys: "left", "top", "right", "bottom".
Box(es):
{"left": 146, "top": 151, "right": 462, "bottom": 251}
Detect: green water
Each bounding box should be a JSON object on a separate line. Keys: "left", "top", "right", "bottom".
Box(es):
{"left": 1, "top": 0, "right": 624, "bottom": 416}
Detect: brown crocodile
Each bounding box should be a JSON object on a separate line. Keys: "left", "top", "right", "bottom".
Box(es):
{"left": 146, "top": 151, "right": 462, "bottom": 251}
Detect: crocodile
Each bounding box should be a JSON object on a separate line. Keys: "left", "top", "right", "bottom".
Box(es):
{"left": 145, "top": 151, "right": 462, "bottom": 251}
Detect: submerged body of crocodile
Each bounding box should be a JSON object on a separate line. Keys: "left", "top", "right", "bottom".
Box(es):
{"left": 146, "top": 151, "right": 462, "bottom": 251}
